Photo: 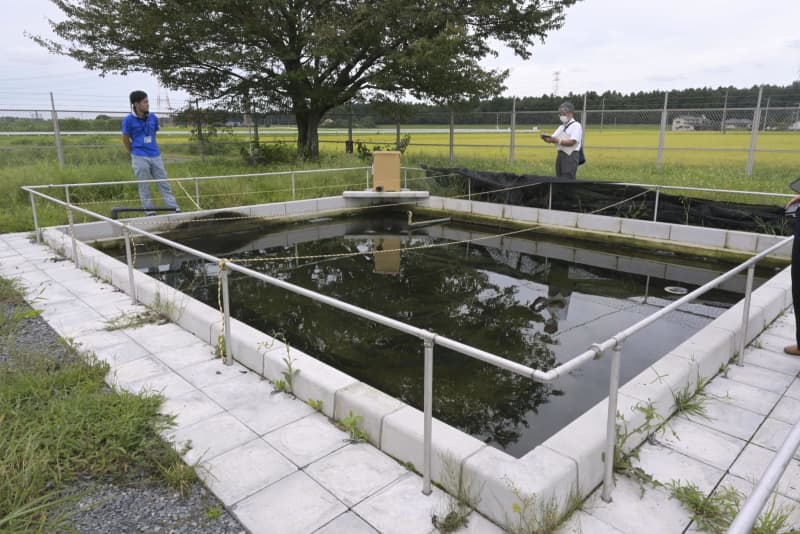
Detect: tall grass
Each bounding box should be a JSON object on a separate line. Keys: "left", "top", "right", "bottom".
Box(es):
{"left": 0, "top": 277, "right": 195, "bottom": 532}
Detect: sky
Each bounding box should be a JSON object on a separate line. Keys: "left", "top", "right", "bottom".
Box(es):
{"left": 1, "top": 0, "right": 799, "bottom": 113}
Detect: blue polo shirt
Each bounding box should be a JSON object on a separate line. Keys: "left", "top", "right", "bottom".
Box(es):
{"left": 122, "top": 112, "right": 161, "bottom": 157}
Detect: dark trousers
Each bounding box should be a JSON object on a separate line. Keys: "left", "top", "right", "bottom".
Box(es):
{"left": 556, "top": 151, "right": 579, "bottom": 180}
{"left": 793, "top": 220, "right": 800, "bottom": 346}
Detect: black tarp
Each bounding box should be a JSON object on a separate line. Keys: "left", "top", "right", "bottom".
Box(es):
{"left": 422, "top": 166, "right": 790, "bottom": 235}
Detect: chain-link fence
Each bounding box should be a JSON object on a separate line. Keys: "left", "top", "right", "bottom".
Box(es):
{"left": 2, "top": 89, "right": 798, "bottom": 174}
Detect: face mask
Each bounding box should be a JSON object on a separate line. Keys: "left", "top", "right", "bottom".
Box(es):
{"left": 559, "top": 115, "right": 569, "bottom": 124}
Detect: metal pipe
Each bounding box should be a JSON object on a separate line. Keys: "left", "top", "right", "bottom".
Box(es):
{"left": 65, "top": 185, "right": 80, "bottom": 268}
{"left": 221, "top": 266, "right": 233, "bottom": 366}
{"left": 29, "top": 191, "right": 41, "bottom": 244}
{"left": 602, "top": 342, "right": 622, "bottom": 502}
{"left": 548, "top": 183, "right": 553, "bottom": 210}
{"left": 653, "top": 187, "right": 660, "bottom": 222}
{"left": 656, "top": 92, "right": 669, "bottom": 171}
{"left": 194, "top": 177, "right": 201, "bottom": 209}
{"left": 467, "top": 178, "right": 471, "bottom": 200}
{"left": 746, "top": 86, "right": 763, "bottom": 177}
{"left": 726, "top": 419, "right": 800, "bottom": 534}
{"left": 123, "top": 227, "right": 137, "bottom": 304}
{"left": 292, "top": 171, "right": 296, "bottom": 200}
{"left": 422, "top": 337, "right": 434, "bottom": 495}
{"left": 736, "top": 264, "right": 756, "bottom": 366}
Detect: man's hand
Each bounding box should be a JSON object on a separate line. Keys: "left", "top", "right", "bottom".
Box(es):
{"left": 786, "top": 194, "right": 800, "bottom": 209}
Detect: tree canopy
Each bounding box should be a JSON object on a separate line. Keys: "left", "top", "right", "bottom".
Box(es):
{"left": 33, "top": 0, "right": 578, "bottom": 157}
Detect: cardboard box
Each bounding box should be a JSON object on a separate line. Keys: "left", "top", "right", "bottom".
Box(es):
{"left": 372, "top": 151, "right": 401, "bottom": 192}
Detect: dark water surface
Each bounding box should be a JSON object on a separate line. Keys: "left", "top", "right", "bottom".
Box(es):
{"left": 103, "top": 212, "right": 778, "bottom": 457}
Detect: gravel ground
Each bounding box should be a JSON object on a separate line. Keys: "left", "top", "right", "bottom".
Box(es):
{"left": 2, "top": 298, "right": 247, "bottom": 534}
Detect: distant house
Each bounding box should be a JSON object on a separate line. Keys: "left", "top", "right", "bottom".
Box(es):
{"left": 723, "top": 118, "right": 753, "bottom": 130}
{"left": 671, "top": 115, "right": 713, "bottom": 131}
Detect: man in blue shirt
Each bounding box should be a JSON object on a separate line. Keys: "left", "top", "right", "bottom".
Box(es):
{"left": 121, "top": 91, "right": 179, "bottom": 215}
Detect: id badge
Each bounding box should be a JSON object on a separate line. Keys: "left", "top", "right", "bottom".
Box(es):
{"left": 144, "top": 136, "right": 152, "bottom": 144}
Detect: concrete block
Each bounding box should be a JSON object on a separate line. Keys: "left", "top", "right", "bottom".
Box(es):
{"left": 471, "top": 200, "right": 504, "bottom": 219}
{"left": 353, "top": 473, "right": 448, "bottom": 534}
{"left": 669, "top": 224, "right": 727, "bottom": 249}
{"left": 284, "top": 199, "right": 318, "bottom": 217}
{"left": 334, "top": 382, "right": 405, "bottom": 447}
{"left": 725, "top": 231, "right": 758, "bottom": 253}
{"left": 541, "top": 393, "right": 640, "bottom": 494}
{"left": 442, "top": 197, "right": 472, "bottom": 214}
{"left": 316, "top": 196, "right": 347, "bottom": 214}
{"left": 507, "top": 205, "right": 540, "bottom": 224}
{"left": 538, "top": 209, "right": 578, "bottom": 228}
{"left": 620, "top": 219, "right": 671, "bottom": 240}
{"left": 670, "top": 325, "right": 735, "bottom": 380}
{"left": 577, "top": 213, "right": 621, "bottom": 234}
{"left": 464, "top": 445, "right": 577, "bottom": 528}
{"left": 380, "top": 406, "right": 486, "bottom": 487}
{"left": 620, "top": 353, "right": 698, "bottom": 418}
{"left": 263, "top": 413, "right": 349, "bottom": 467}
{"left": 756, "top": 234, "right": 792, "bottom": 259}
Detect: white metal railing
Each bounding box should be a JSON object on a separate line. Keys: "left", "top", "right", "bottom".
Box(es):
{"left": 726, "top": 419, "right": 800, "bottom": 533}
{"left": 20, "top": 176, "right": 794, "bottom": 503}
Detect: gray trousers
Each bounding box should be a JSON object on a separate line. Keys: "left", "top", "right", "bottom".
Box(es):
{"left": 556, "top": 151, "right": 579, "bottom": 180}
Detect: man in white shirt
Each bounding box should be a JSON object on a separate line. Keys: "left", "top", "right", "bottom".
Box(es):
{"left": 541, "top": 102, "right": 583, "bottom": 179}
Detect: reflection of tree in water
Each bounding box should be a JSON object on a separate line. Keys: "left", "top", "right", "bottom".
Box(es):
{"left": 159, "top": 236, "right": 560, "bottom": 450}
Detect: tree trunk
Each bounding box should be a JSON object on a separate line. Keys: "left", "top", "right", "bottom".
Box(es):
{"left": 295, "top": 109, "right": 323, "bottom": 159}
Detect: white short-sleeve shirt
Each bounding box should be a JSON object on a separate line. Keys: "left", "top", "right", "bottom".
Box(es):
{"left": 551, "top": 120, "right": 583, "bottom": 152}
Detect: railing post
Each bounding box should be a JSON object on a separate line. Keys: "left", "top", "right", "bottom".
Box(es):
{"left": 65, "top": 185, "right": 80, "bottom": 268}
{"left": 292, "top": 171, "right": 296, "bottom": 200}
{"left": 404, "top": 168, "right": 408, "bottom": 190}
{"left": 602, "top": 342, "right": 622, "bottom": 503}
{"left": 366, "top": 168, "right": 370, "bottom": 190}
{"left": 548, "top": 183, "right": 553, "bottom": 210}
{"left": 467, "top": 178, "right": 471, "bottom": 200}
{"left": 736, "top": 264, "right": 756, "bottom": 366}
{"left": 422, "top": 336, "right": 434, "bottom": 496}
{"left": 29, "top": 191, "right": 41, "bottom": 244}
{"left": 221, "top": 266, "right": 233, "bottom": 366}
{"left": 653, "top": 187, "right": 661, "bottom": 222}
{"left": 194, "top": 178, "right": 201, "bottom": 209}
{"left": 123, "top": 226, "right": 137, "bottom": 304}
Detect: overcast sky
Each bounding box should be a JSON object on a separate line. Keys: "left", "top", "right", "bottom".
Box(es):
{"left": 2, "top": 0, "right": 799, "bottom": 112}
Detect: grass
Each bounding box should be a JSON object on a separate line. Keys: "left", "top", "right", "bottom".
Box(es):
{"left": 1, "top": 127, "right": 797, "bottom": 234}
{"left": 668, "top": 481, "right": 797, "bottom": 534}
{"left": 0, "top": 275, "right": 195, "bottom": 532}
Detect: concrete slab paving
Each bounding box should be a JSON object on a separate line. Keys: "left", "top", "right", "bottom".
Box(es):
{"left": 684, "top": 397, "right": 764, "bottom": 441}
{"left": 703, "top": 376, "right": 781, "bottom": 416}
{"left": 197, "top": 438, "right": 297, "bottom": 505}
{"left": 305, "top": 443, "right": 408, "bottom": 507}
{"left": 313, "top": 512, "right": 379, "bottom": 534}
{"left": 168, "top": 412, "right": 260, "bottom": 465}
{"left": 233, "top": 470, "right": 346, "bottom": 534}
{"left": 263, "top": 412, "right": 351, "bottom": 467}
{"left": 353, "top": 473, "right": 448, "bottom": 534}
{"left": 729, "top": 444, "right": 800, "bottom": 501}
{"left": 631, "top": 443, "right": 724, "bottom": 494}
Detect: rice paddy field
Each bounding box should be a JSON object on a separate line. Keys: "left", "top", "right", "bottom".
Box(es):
{"left": 1, "top": 125, "right": 798, "bottom": 233}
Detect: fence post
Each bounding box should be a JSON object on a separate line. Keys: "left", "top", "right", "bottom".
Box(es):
{"left": 194, "top": 178, "right": 201, "bottom": 209}
{"left": 721, "top": 89, "right": 729, "bottom": 134}
{"left": 422, "top": 337, "right": 434, "bottom": 496}
{"left": 601, "top": 342, "right": 623, "bottom": 503}
{"left": 762, "top": 97, "right": 770, "bottom": 131}
{"left": 29, "top": 191, "right": 41, "bottom": 244}
{"left": 509, "top": 97, "right": 517, "bottom": 164}
{"left": 656, "top": 92, "right": 669, "bottom": 171}
{"left": 449, "top": 111, "right": 455, "bottom": 164}
{"left": 396, "top": 120, "right": 401, "bottom": 150}
{"left": 292, "top": 171, "right": 296, "bottom": 200}
{"left": 582, "top": 93, "right": 588, "bottom": 128}
{"left": 736, "top": 264, "right": 756, "bottom": 366}
{"left": 746, "top": 86, "right": 763, "bottom": 177}
{"left": 50, "top": 92, "right": 65, "bottom": 168}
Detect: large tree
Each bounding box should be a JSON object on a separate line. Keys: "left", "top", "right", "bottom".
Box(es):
{"left": 34, "top": 0, "right": 577, "bottom": 158}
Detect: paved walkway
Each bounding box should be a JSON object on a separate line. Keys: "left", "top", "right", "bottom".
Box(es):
{"left": 2, "top": 230, "right": 800, "bottom": 533}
